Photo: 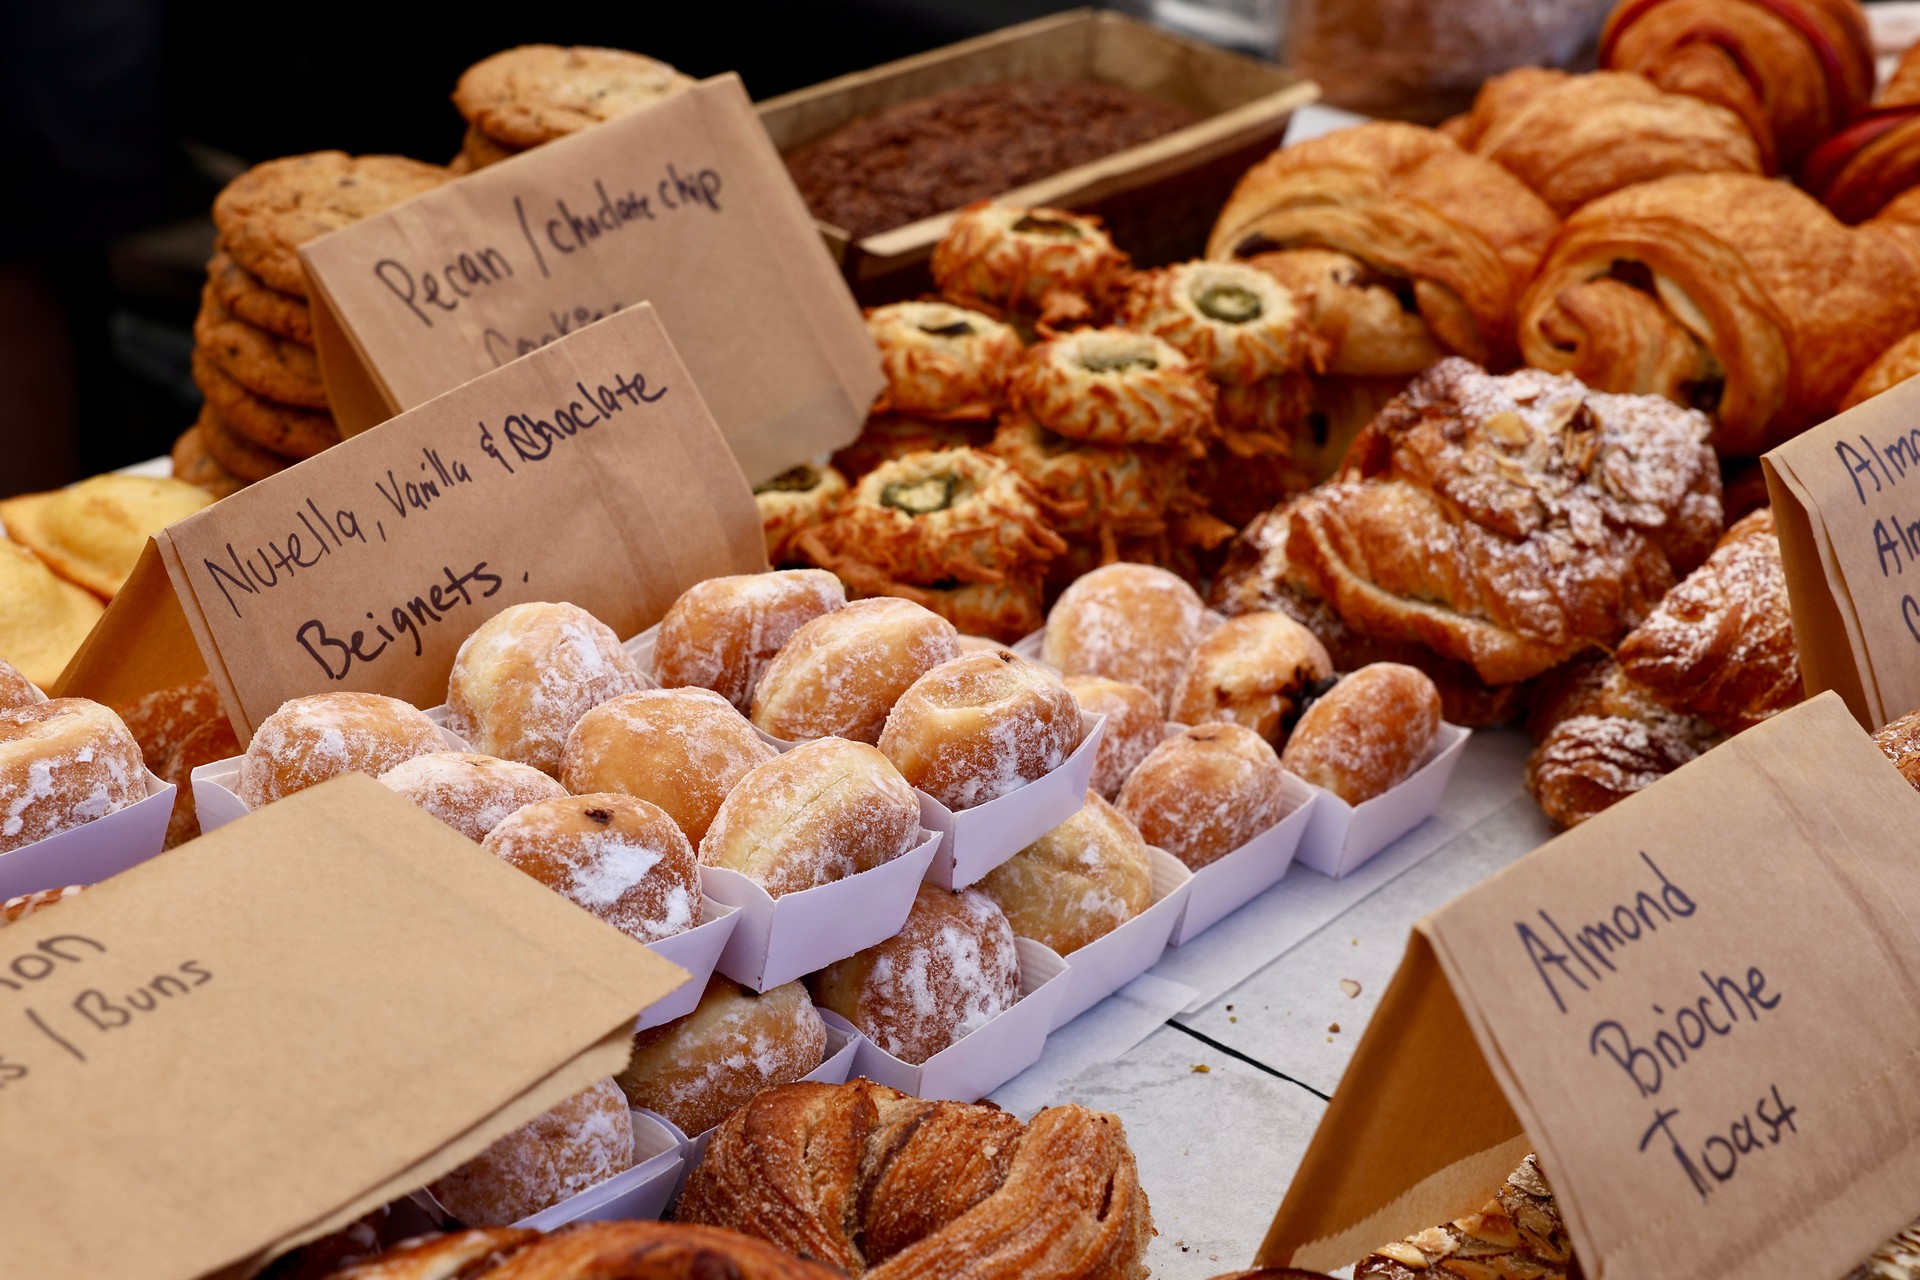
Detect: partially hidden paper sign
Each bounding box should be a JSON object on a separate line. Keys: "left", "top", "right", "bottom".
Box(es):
{"left": 299, "top": 74, "right": 880, "bottom": 485}
{"left": 1765, "top": 374, "right": 1920, "bottom": 729}
{"left": 1258, "top": 693, "right": 1920, "bottom": 1280}
{"left": 0, "top": 772, "right": 689, "bottom": 1280}
{"left": 71, "top": 302, "right": 765, "bottom": 740}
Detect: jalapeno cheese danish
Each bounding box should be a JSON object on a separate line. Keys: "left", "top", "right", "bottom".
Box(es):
{"left": 931, "top": 203, "right": 1131, "bottom": 333}
{"left": 987, "top": 417, "right": 1189, "bottom": 543}
{"left": 1121, "top": 260, "right": 1325, "bottom": 385}
{"left": 830, "top": 415, "right": 993, "bottom": 481}
{"left": 866, "top": 301, "right": 1023, "bottom": 420}
{"left": 753, "top": 463, "right": 849, "bottom": 565}
{"left": 1009, "top": 328, "right": 1218, "bottom": 451}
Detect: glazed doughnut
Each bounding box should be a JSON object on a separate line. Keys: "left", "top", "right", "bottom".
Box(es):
{"left": 2, "top": 884, "right": 85, "bottom": 925}
{"left": 112, "top": 674, "right": 222, "bottom": 773}
{"left": 237, "top": 692, "right": 443, "bottom": 808}
{"left": 445, "top": 601, "right": 645, "bottom": 776}
{"left": 429, "top": 1076, "right": 633, "bottom": 1227}
{"left": 561, "top": 688, "right": 775, "bottom": 845}
{"left": 809, "top": 883, "right": 1021, "bottom": 1065}
{"left": 877, "top": 650, "right": 1082, "bottom": 810}
{"left": 162, "top": 715, "right": 240, "bottom": 849}
{"left": 1009, "top": 328, "right": 1218, "bottom": 450}
{"left": 750, "top": 598, "right": 958, "bottom": 743}
{"left": 1282, "top": 663, "right": 1442, "bottom": 805}
{"left": 978, "top": 792, "right": 1152, "bottom": 955}
{"left": 754, "top": 467, "right": 850, "bottom": 566}
{"left": 698, "top": 737, "right": 921, "bottom": 897}
{"left": 1121, "top": 260, "right": 1325, "bottom": 384}
{"left": 1117, "top": 722, "right": 1288, "bottom": 870}
{"left": 866, "top": 300, "right": 1025, "bottom": 419}
{"left": 0, "top": 657, "right": 45, "bottom": 713}
{"left": 615, "top": 976, "right": 828, "bottom": 1136}
{"left": 483, "top": 793, "right": 700, "bottom": 943}
{"left": 930, "top": 202, "right": 1131, "bottom": 332}
{"left": 378, "top": 751, "right": 566, "bottom": 842}
{"left": 1063, "top": 676, "right": 1164, "bottom": 799}
{"left": 1171, "top": 611, "right": 1334, "bottom": 746}
{"left": 652, "top": 570, "right": 846, "bottom": 713}
{"left": 1043, "top": 562, "right": 1217, "bottom": 712}
{"left": 1, "top": 698, "right": 147, "bottom": 852}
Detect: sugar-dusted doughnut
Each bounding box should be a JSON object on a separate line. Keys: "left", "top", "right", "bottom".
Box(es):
{"left": 1044, "top": 562, "right": 1216, "bottom": 712}
{"left": 378, "top": 751, "right": 566, "bottom": 842}
{"left": 484, "top": 793, "right": 700, "bottom": 944}
{"left": 561, "top": 688, "right": 775, "bottom": 845}
{"left": 877, "top": 650, "right": 1081, "bottom": 810}
{"left": 751, "top": 598, "right": 958, "bottom": 744}
{"left": 1063, "top": 675, "right": 1163, "bottom": 799}
{"left": 446, "top": 601, "right": 645, "bottom": 776}
{"left": 430, "top": 1076, "right": 633, "bottom": 1227}
{"left": 1282, "top": 663, "right": 1442, "bottom": 805}
{"left": 1, "top": 698, "right": 146, "bottom": 852}
{"left": 162, "top": 715, "right": 240, "bottom": 849}
{"left": 1116, "top": 722, "right": 1288, "bottom": 870}
{"left": 1171, "top": 611, "right": 1334, "bottom": 746}
{"left": 652, "top": 570, "right": 845, "bottom": 713}
{"left": 237, "top": 691, "right": 443, "bottom": 808}
{"left": 978, "top": 792, "right": 1152, "bottom": 955}
{"left": 0, "top": 657, "right": 45, "bottom": 713}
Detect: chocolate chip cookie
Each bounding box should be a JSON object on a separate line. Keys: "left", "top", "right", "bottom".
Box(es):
{"left": 452, "top": 45, "right": 694, "bottom": 150}
{"left": 194, "top": 289, "right": 329, "bottom": 409}
{"left": 192, "top": 348, "right": 340, "bottom": 459}
{"left": 171, "top": 422, "right": 249, "bottom": 499}
{"left": 207, "top": 247, "right": 314, "bottom": 346}
{"left": 196, "top": 405, "right": 295, "bottom": 483}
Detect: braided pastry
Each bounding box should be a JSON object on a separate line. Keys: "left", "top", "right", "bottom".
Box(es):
{"left": 932, "top": 203, "right": 1131, "bottom": 334}
{"left": 1120, "top": 260, "right": 1325, "bottom": 384}
{"left": 677, "top": 1078, "right": 1153, "bottom": 1280}
{"left": 326, "top": 1222, "right": 843, "bottom": 1279}
{"left": 1009, "top": 329, "right": 1218, "bottom": 450}
{"left": 866, "top": 301, "right": 1024, "bottom": 420}
{"left": 754, "top": 464, "right": 848, "bottom": 565}
{"left": 1353, "top": 1155, "right": 1571, "bottom": 1280}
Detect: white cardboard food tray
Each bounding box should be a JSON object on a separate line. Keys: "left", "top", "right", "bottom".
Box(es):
{"left": 410, "top": 1109, "right": 684, "bottom": 1230}
{"left": 189, "top": 725, "right": 469, "bottom": 836}
{"left": 0, "top": 767, "right": 174, "bottom": 901}
{"left": 1047, "top": 847, "right": 1194, "bottom": 1030}
{"left": 1290, "top": 721, "right": 1471, "bottom": 878}
{"left": 918, "top": 712, "right": 1106, "bottom": 890}
{"left": 826, "top": 937, "right": 1070, "bottom": 1101}
{"left": 702, "top": 826, "right": 942, "bottom": 991}
{"left": 634, "top": 896, "right": 743, "bottom": 1032}
{"left": 1168, "top": 771, "right": 1318, "bottom": 946}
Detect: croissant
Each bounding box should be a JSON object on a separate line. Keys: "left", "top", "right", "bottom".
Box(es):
{"left": 1450, "top": 68, "right": 1763, "bottom": 215}
{"left": 324, "top": 1222, "right": 841, "bottom": 1279}
{"left": 1516, "top": 173, "right": 1920, "bottom": 455}
{"left": 1208, "top": 123, "right": 1560, "bottom": 374}
{"left": 1840, "top": 330, "right": 1920, "bottom": 409}
{"left": 1598, "top": 0, "right": 1874, "bottom": 170}
{"left": 1803, "top": 44, "right": 1920, "bottom": 223}
{"left": 1614, "top": 506, "right": 1801, "bottom": 733}
{"left": 676, "top": 1079, "right": 1153, "bottom": 1280}
{"left": 1354, "top": 1155, "right": 1572, "bottom": 1280}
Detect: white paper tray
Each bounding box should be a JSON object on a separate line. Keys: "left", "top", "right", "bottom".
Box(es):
{"left": 0, "top": 767, "right": 174, "bottom": 900}
{"left": 1168, "top": 772, "right": 1319, "bottom": 946}
{"left": 410, "top": 1109, "right": 684, "bottom": 1230}
{"left": 635, "top": 896, "right": 742, "bottom": 1032}
{"left": 1291, "top": 722, "right": 1471, "bottom": 878}
{"left": 1049, "top": 847, "right": 1194, "bottom": 1029}
{"left": 917, "top": 711, "right": 1105, "bottom": 890}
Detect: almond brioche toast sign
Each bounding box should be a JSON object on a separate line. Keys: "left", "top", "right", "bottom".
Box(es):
{"left": 1258, "top": 693, "right": 1920, "bottom": 1280}
{"left": 298, "top": 73, "right": 880, "bottom": 486}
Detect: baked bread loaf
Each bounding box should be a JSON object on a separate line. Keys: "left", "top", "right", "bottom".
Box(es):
{"left": 651, "top": 570, "right": 846, "bottom": 712}
{"left": 446, "top": 602, "right": 645, "bottom": 776}
{"left": 238, "top": 692, "right": 443, "bottom": 808}
{"left": 678, "top": 1078, "right": 1153, "bottom": 1279}
{"left": 1044, "top": 562, "right": 1217, "bottom": 712}
{"left": 1281, "top": 664, "right": 1441, "bottom": 805}
{"left": 1526, "top": 655, "right": 1721, "bottom": 828}
{"left": 324, "top": 1221, "right": 845, "bottom": 1279}
{"left": 429, "top": 1077, "right": 633, "bottom": 1227}
{"left": 931, "top": 203, "right": 1131, "bottom": 334}
{"left": 699, "top": 737, "right": 921, "bottom": 897}
{"left": 978, "top": 792, "right": 1153, "bottom": 954}
{"left": 1117, "top": 723, "right": 1288, "bottom": 870}
{"left": 755, "top": 466, "right": 849, "bottom": 567}
{"left": 751, "top": 598, "right": 959, "bottom": 743}
{"left": 1064, "top": 676, "right": 1164, "bottom": 799}
{"left": 810, "top": 883, "right": 1021, "bottom": 1064}
{"left": 483, "top": 794, "right": 699, "bottom": 943}
{"left": 2, "top": 884, "right": 85, "bottom": 926}
{"left": 1008, "top": 328, "right": 1219, "bottom": 450}
{"left": 878, "top": 650, "right": 1082, "bottom": 809}
{"left": 0, "top": 474, "right": 212, "bottom": 598}
{"left": 377, "top": 751, "right": 566, "bottom": 842}
{"left": 867, "top": 301, "right": 1024, "bottom": 420}
{"left": 615, "top": 976, "right": 827, "bottom": 1136}
{"left": 0, "top": 657, "right": 44, "bottom": 712}
{"left": 1171, "top": 611, "right": 1334, "bottom": 746}
{"left": 561, "top": 689, "right": 775, "bottom": 844}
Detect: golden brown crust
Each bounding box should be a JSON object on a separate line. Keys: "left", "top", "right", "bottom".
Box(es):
{"left": 750, "top": 598, "right": 959, "bottom": 742}
{"left": 617, "top": 977, "right": 826, "bottom": 1136}
{"left": 1841, "top": 329, "right": 1920, "bottom": 410}
{"left": 1525, "top": 655, "right": 1721, "bottom": 828}
{"left": 378, "top": 751, "right": 566, "bottom": 843}
{"left": 0, "top": 658, "right": 42, "bottom": 713}
{"left": 562, "top": 689, "right": 775, "bottom": 845}
{"left": 239, "top": 692, "right": 444, "bottom": 807}
{"left": 1171, "top": 611, "right": 1333, "bottom": 745}
{"left": 0, "top": 885, "right": 86, "bottom": 926}
{"left": 1874, "top": 707, "right": 1920, "bottom": 792}
{"left": 198, "top": 404, "right": 295, "bottom": 483}
{"left": 112, "top": 672, "right": 222, "bottom": 773}
{"left": 194, "top": 287, "right": 330, "bottom": 409}
{"left": 987, "top": 418, "right": 1190, "bottom": 544}
{"left": 453, "top": 46, "right": 694, "bottom": 150}
{"left": 1806, "top": 40, "right": 1920, "bottom": 223}
{"left": 483, "top": 794, "right": 702, "bottom": 944}
{"left": 1044, "top": 562, "right": 1216, "bottom": 713}
{"left": 1281, "top": 663, "right": 1441, "bottom": 804}
{"left": 931, "top": 203, "right": 1131, "bottom": 332}
{"left": 877, "top": 650, "right": 1082, "bottom": 810}
{"left": 1354, "top": 1154, "right": 1571, "bottom": 1280}
{"left": 207, "top": 247, "right": 314, "bottom": 345}
{"left": 429, "top": 1080, "right": 633, "bottom": 1228}
{"left": 0, "top": 537, "right": 104, "bottom": 689}
{"left": 1008, "top": 329, "right": 1217, "bottom": 451}
{"left": 977, "top": 791, "right": 1152, "bottom": 954}
{"left": 162, "top": 714, "right": 240, "bottom": 848}
{"left": 326, "top": 1227, "right": 539, "bottom": 1279}
{"left": 0, "top": 699, "right": 146, "bottom": 852}
{"left": 652, "top": 570, "right": 847, "bottom": 713}
{"left": 1116, "top": 722, "right": 1288, "bottom": 870}
{"left": 170, "top": 423, "right": 249, "bottom": 500}
{"left": 866, "top": 302, "right": 1024, "bottom": 420}
{"left": 193, "top": 347, "right": 341, "bottom": 459}
{"left": 0, "top": 475, "right": 213, "bottom": 599}
{"left": 1064, "top": 676, "right": 1166, "bottom": 799}
{"left": 832, "top": 417, "right": 994, "bottom": 481}
{"left": 756, "top": 466, "right": 848, "bottom": 565}
{"left": 1119, "top": 261, "right": 1326, "bottom": 383}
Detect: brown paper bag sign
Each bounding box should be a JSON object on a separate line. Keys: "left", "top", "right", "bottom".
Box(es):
{"left": 1766, "top": 374, "right": 1920, "bottom": 729}
{"left": 298, "top": 74, "right": 881, "bottom": 486}
{"left": 62, "top": 302, "right": 767, "bottom": 739}
{"left": 1258, "top": 693, "right": 1920, "bottom": 1280}
{"left": 0, "top": 772, "right": 688, "bottom": 1280}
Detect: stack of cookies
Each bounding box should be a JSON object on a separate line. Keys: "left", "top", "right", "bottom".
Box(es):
{"left": 172, "top": 152, "right": 451, "bottom": 497}
{"left": 449, "top": 45, "right": 695, "bottom": 173}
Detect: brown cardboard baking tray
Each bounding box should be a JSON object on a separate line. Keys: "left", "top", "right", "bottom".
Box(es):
{"left": 755, "top": 8, "right": 1318, "bottom": 302}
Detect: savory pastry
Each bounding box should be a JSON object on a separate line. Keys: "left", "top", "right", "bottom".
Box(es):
{"left": 483, "top": 793, "right": 699, "bottom": 944}
{"left": 328, "top": 1222, "right": 844, "bottom": 1279}
{"left": 1044, "top": 562, "right": 1217, "bottom": 712}
{"left": 0, "top": 474, "right": 212, "bottom": 598}
{"left": 453, "top": 45, "right": 694, "bottom": 151}
{"left": 809, "top": 884, "right": 1021, "bottom": 1064}
{"left": 651, "top": 569, "right": 846, "bottom": 713}
{"left": 1209, "top": 123, "right": 1560, "bottom": 373}
{"left": 1804, "top": 42, "right": 1920, "bottom": 223}
{"left": 866, "top": 301, "right": 1024, "bottom": 419}
{"left": 987, "top": 418, "right": 1192, "bottom": 548}
{"left": 750, "top": 598, "right": 958, "bottom": 743}
{"left": 1116, "top": 723, "right": 1289, "bottom": 870}
{"left": 1517, "top": 173, "right": 1920, "bottom": 454}
{"left": 897, "top": 576, "right": 1050, "bottom": 644}
{"left": 1614, "top": 506, "right": 1799, "bottom": 733}
{"left": 238, "top": 691, "right": 443, "bottom": 808}
{"left": 161, "top": 715, "right": 241, "bottom": 849}
{"left": 1121, "top": 259, "right": 1325, "bottom": 385}
{"left": 1064, "top": 676, "right": 1165, "bottom": 799}
{"left": 1, "top": 884, "right": 86, "bottom": 926}
{"left": 931, "top": 203, "right": 1131, "bottom": 333}
{"left": 0, "top": 657, "right": 43, "bottom": 712}
{"left": 1354, "top": 1155, "right": 1569, "bottom": 1280}
{"left": 562, "top": 689, "right": 776, "bottom": 844}
{"left": 0, "top": 698, "right": 146, "bottom": 853}
{"left": 679, "top": 1078, "right": 1153, "bottom": 1279}
{"left": 977, "top": 793, "right": 1153, "bottom": 954}
{"left": 445, "top": 601, "right": 646, "bottom": 776}
{"left": 377, "top": 751, "right": 567, "bottom": 842}
{"left": 1841, "top": 330, "right": 1920, "bottom": 409}
{"left": 1280, "top": 663, "right": 1441, "bottom": 805}
{"left": 1526, "top": 655, "right": 1721, "bottom": 828}
{"left": 878, "top": 651, "right": 1082, "bottom": 810}
{"left": 616, "top": 976, "right": 827, "bottom": 1136}
{"left": 1447, "top": 68, "right": 1762, "bottom": 214}
{"left": 1170, "top": 611, "right": 1333, "bottom": 745}
{"left": 698, "top": 737, "right": 921, "bottom": 896}
{"left": 429, "top": 1077, "right": 633, "bottom": 1227}
{"left": 754, "top": 465, "right": 850, "bottom": 566}
{"left": 1008, "top": 328, "right": 1218, "bottom": 451}
{"left": 830, "top": 416, "right": 995, "bottom": 481}
{"left": 0, "top": 535, "right": 105, "bottom": 689}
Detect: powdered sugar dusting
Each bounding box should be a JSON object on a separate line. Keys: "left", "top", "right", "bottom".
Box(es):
{"left": 561, "top": 688, "right": 775, "bottom": 845}
{"left": 430, "top": 1076, "right": 633, "bottom": 1226}
{"left": 877, "top": 651, "right": 1081, "bottom": 809}
{"left": 752, "top": 598, "right": 959, "bottom": 743}
{"left": 978, "top": 792, "right": 1152, "bottom": 954}
{"left": 1044, "top": 563, "right": 1210, "bottom": 711}
{"left": 238, "top": 691, "right": 443, "bottom": 808}
{"left": 378, "top": 751, "right": 567, "bottom": 842}
{"left": 485, "top": 794, "right": 699, "bottom": 943}
{"left": 652, "top": 570, "right": 846, "bottom": 711}
{"left": 1116, "top": 723, "right": 1286, "bottom": 870}
{"left": 618, "top": 979, "right": 828, "bottom": 1135}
